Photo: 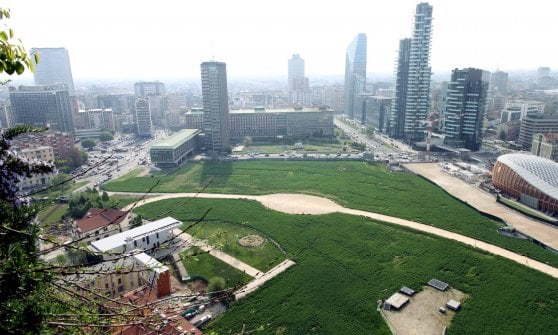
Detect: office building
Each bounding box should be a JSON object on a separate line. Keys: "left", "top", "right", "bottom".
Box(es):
{"left": 491, "top": 70, "right": 508, "bottom": 95}
{"left": 288, "top": 54, "right": 310, "bottom": 105}
{"left": 30, "top": 48, "right": 75, "bottom": 96}
{"left": 10, "top": 85, "right": 74, "bottom": 133}
{"left": 201, "top": 61, "right": 230, "bottom": 153}
{"left": 532, "top": 133, "right": 558, "bottom": 162}
{"left": 13, "top": 131, "right": 74, "bottom": 160}
{"left": 363, "top": 96, "right": 392, "bottom": 133}
{"left": 442, "top": 68, "right": 490, "bottom": 151}
{"left": 389, "top": 38, "right": 412, "bottom": 138}
{"left": 519, "top": 114, "right": 558, "bottom": 149}
{"left": 150, "top": 129, "right": 201, "bottom": 168}
{"left": 344, "top": 33, "right": 367, "bottom": 119}
{"left": 135, "top": 97, "right": 153, "bottom": 138}
{"left": 87, "top": 108, "right": 115, "bottom": 131}
{"left": 134, "top": 82, "right": 166, "bottom": 127}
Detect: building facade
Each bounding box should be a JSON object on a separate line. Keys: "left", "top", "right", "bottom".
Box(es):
{"left": 72, "top": 208, "right": 129, "bottom": 244}
{"left": 518, "top": 114, "right": 558, "bottom": 150}
{"left": 201, "top": 61, "right": 230, "bottom": 153}
{"left": 404, "top": 2, "right": 433, "bottom": 142}
{"left": 150, "top": 129, "right": 201, "bottom": 168}
{"left": 344, "top": 33, "right": 367, "bottom": 119}
{"left": 532, "top": 133, "right": 558, "bottom": 161}
{"left": 18, "top": 146, "right": 56, "bottom": 189}
{"left": 490, "top": 70, "right": 508, "bottom": 95}
{"left": 10, "top": 85, "right": 74, "bottom": 133}
{"left": 363, "top": 96, "right": 392, "bottom": 133}
{"left": 30, "top": 47, "right": 75, "bottom": 96}
{"left": 442, "top": 68, "right": 490, "bottom": 151}
{"left": 288, "top": 54, "right": 310, "bottom": 106}
{"left": 13, "top": 130, "right": 74, "bottom": 160}
{"left": 135, "top": 97, "right": 153, "bottom": 138}
{"left": 389, "top": 38, "right": 412, "bottom": 138}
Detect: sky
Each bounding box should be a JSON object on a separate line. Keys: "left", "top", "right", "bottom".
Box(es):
{"left": 3, "top": 0, "right": 558, "bottom": 82}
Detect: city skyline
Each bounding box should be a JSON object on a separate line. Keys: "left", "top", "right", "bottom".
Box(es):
{"left": 3, "top": 0, "right": 558, "bottom": 81}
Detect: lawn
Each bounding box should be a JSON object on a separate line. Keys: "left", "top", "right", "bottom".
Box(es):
{"left": 106, "top": 161, "right": 558, "bottom": 267}
{"left": 38, "top": 203, "right": 68, "bottom": 228}
{"left": 242, "top": 142, "right": 346, "bottom": 154}
{"left": 181, "top": 247, "right": 252, "bottom": 289}
{"left": 134, "top": 200, "right": 286, "bottom": 272}
{"left": 133, "top": 198, "right": 558, "bottom": 335}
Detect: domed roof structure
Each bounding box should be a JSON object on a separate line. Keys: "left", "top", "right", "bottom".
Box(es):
{"left": 496, "top": 154, "right": 558, "bottom": 200}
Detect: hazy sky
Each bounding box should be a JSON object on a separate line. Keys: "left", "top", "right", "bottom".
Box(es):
{"left": 3, "top": 0, "right": 558, "bottom": 81}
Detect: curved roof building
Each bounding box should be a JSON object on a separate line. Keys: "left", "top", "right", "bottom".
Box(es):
{"left": 492, "top": 153, "right": 558, "bottom": 214}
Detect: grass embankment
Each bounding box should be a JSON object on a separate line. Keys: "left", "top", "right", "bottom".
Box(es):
{"left": 38, "top": 204, "right": 69, "bottom": 228}
{"left": 498, "top": 196, "right": 557, "bottom": 223}
{"left": 107, "top": 161, "right": 558, "bottom": 267}
{"left": 133, "top": 198, "right": 558, "bottom": 335}
{"left": 181, "top": 247, "right": 251, "bottom": 289}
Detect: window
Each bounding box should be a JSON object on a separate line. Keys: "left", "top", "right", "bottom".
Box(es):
{"left": 104, "top": 283, "right": 109, "bottom": 289}
{"left": 134, "top": 240, "right": 137, "bottom": 247}
{"left": 117, "top": 278, "right": 121, "bottom": 284}
{"left": 156, "top": 232, "right": 159, "bottom": 239}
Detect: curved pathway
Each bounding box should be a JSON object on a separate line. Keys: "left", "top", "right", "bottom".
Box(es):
{"left": 113, "top": 192, "right": 558, "bottom": 279}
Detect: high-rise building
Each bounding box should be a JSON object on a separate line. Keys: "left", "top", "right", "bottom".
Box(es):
{"left": 491, "top": 70, "right": 508, "bottom": 95}
{"left": 201, "top": 61, "right": 230, "bottom": 153}
{"left": 135, "top": 98, "right": 152, "bottom": 138}
{"left": 389, "top": 38, "right": 411, "bottom": 138}
{"left": 442, "top": 68, "right": 490, "bottom": 151}
{"left": 344, "top": 33, "right": 367, "bottom": 119}
{"left": 134, "top": 82, "right": 166, "bottom": 127}
{"left": 30, "top": 48, "right": 75, "bottom": 96}
{"left": 134, "top": 81, "right": 166, "bottom": 97}
{"left": 10, "top": 85, "right": 74, "bottom": 133}
{"left": 403, "top": 2, "right": 433, "bottom": 142}
{"left": 288, "top": 54, "right": 310, "bottom": 105}
{"left": 390, "top": 3, "right": 433, "bottom": 142}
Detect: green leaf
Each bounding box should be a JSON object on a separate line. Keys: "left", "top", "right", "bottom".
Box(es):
{"left": 9, "top": 28, "right": 13, "bottom": 39}
{"left": 14, "top": 61, "right": 24, "bottom": 75}
{"left": 34, "top": 52, "right": 39, "bottom": 64}
{"left": 0, "top": 31, "right": 7, "bottom": 42}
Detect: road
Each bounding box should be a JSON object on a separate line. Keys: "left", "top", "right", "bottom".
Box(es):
{"left": 115, "top": 192, "right": 558, "bottom": 279}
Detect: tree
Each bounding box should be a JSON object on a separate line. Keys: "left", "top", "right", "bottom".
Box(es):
{"left": 69, "top": 146, "right": 87, "bottom": 167}
{"left": 99, "top": 131, "right": 113, "bottom": 142}
{"left": 81, "top": 138, "right": 96, "bottom": 150}
{"left": 243, "top": 136, "right": 252, "bottom": 146}
{"left": 130, "top": 214, "right": 143, "bottom": 229}
{"left": 498, "top": 129, "right": 507, "bottom": 141}
{"left": 207, "top": 276, "right": 225, "bottom": 293}
{"left": 365, "top": 125, "right": 375, "bottom": 137}
{"left": 0, "top": 8, "right": 37, "bottom": 81}
{"left": 101, "top": 191, "right": 109, "bottom": 202}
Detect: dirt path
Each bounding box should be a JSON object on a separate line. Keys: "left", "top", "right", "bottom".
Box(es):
{"left": 113, "top": 192, "right": 558, "bottom": 279}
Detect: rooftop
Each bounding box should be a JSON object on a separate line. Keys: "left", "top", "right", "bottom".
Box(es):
{"left": 385, "top": 292, "right": 410, "bottom": 309}
{"left": 90, "top": 217, "right": 181, "bottom": 253}
{"left": 497, "top": 154, "right": 558, "bottom": 200}
{"left": 76, "top": 208, "right": 128, "bottom": 233}
{"left": 230, "top": 107, "right": 333, "bottom": 114}
{"left": 150, "top": 129, "right": 200, "bottom": 150}
{"left": 133, "top": 252, "right": 169, "bottom": 274}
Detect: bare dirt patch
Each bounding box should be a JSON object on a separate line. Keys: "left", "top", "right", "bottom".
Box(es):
{"left": 380, "top": 287, "right": 468, "bottom": 335}
{"left": 238, "top": 234, "right": 264, "bottom": 247}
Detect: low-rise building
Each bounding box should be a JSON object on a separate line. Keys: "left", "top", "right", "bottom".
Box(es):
{"left": 72, "top": 208, "right": 130, "bottom": 244}
{"left": 150, "top": 129, "right": 201, "bottom": 168}
{"left": 89, "top": 216, "right": 181, "bottom": 260}
{"left": 18, "top": 146, "right": 57, "bottom": 189}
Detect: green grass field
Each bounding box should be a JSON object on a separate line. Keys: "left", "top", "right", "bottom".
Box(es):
{"left": 107, "top": 161, "right": 558, "bottom": 267}
{"left": 38, "top": 204, "right": 68, "bottom": 228}
{"left": 181, "top": 247, "right": 252, "bottom": 288}
{"left": 135, "top": 200, "right": 286, "bottom": 272}
{"left": 133, "top": 198, "right": 558, "bottom": 335}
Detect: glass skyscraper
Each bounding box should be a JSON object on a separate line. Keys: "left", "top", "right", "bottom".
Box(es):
{"left": 344, "top": 33, "right": 367, "bottom": 119}
{"left": 30, "top": 48, "right": 75, "bottom": 96}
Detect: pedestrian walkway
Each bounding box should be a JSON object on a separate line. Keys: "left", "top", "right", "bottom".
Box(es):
{"left": 235, "top": 259, "right": 296, "bottom": 300}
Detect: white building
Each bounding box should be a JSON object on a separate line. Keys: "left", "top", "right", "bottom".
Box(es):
{"left": 89, "top": 217, "right": 181, "bottom": 260}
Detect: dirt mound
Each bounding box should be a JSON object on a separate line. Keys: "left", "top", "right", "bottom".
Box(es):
{"left": 239, "top": 234, "right": 264, "bottom": 247}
